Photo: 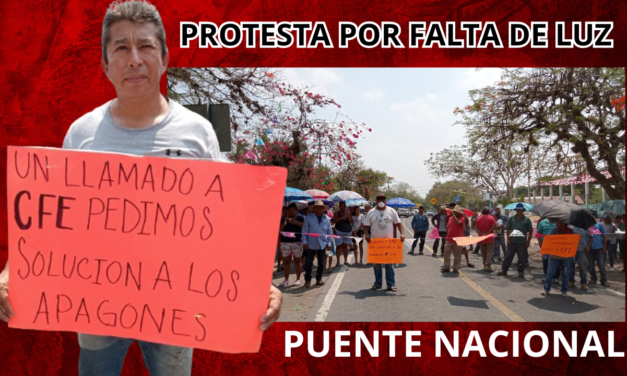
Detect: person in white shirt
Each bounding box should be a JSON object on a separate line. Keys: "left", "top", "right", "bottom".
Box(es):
{"left": 364, "top": 194, "right": 405, "bottom": 292}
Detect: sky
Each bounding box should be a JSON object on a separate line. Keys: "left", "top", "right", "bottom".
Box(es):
{"left": 280, "top": 68, "right": 504, "bottom": 196}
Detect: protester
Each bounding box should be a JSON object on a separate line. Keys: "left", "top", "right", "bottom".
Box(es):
{"left": 542, "top": 220, "right": 575, "bottom": 297}
{"left": 614, "top": 215, "right": 624, "bottom": 261}
{"left": 276, "top": 206, "right": 288, "bottom": 273}
{"left": 364, "top": 203, "right": 372, "bottom": 215}
{"left": 602, "top": 214, "right": 618, "bottom": 271}
{"left": 492, "top": 212, "right": 504, "bottom": 263}
{"left": 410, "top": 206, "right": 429, "bottom": 255}
{"left": 471, "top": 210, "right": 478, "bottom": 231}
{"left": 302, "top": 201, "right": 334, "bottom": 287}
{"left": 475, "top": 207, "right": 496, "bottom": 272}
{"left": 537, "top": 217, "right": 558, "bottom": 282}
{"left": 569, "top": 225, "right": 590, "bottom": 290}
{"left": 587, "top": 219, "right": 609, "bottom": 286}
{"left": 364, "top": 194, "right": 404, "bottom": 291}
{"left": 431, "top": 206, "right": 449, "bottom": 256}
{"left": 494, "top": 206, "right": 508, "bottom": 261}
{"left": 441, "top": 205, "right": 465, "bottom": 274}
{"left": 498, "top": 203, "right": 533, "bottom": 278}
{"left": 279, "top": 203, "right": 304, "bottom": 287}
{"left": 0, "top": 2, "right": 283, "bottom": 372}
{"left": 461, "top": 215, "right": 475, "bottom": 267}
{"left": 351, "top": 206, "right": 366, "bottom": 265}
{"left": 332, "top": 201, "right": 354, "bottom": 267}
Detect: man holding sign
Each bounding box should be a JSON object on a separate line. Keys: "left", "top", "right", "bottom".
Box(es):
{"left": 542, "top": 220, "right": 577, "bottom": 297}
{"left": 0, "top": 1, "right": 282, "bottom": 374}
{"left": 364, "top": 194, "right": 404, "bottom": 292}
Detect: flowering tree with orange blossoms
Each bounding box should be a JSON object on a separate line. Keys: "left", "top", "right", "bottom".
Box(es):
{"left": 454, "top": 68, "right": 625, "bottom": 199}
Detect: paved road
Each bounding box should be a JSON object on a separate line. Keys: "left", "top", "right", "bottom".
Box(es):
{"left": 275, "top": 216, "right": 625, "bottom": 322}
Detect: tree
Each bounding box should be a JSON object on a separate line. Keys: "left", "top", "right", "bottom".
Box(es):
{"left": 426, "top": 180, "right": 482, "bottom": 209}
{"left": 383, "top": 181, "right": 424, "bottom": 205}
{"left": 455, "top": 68, "right": 625, "bottom": 199}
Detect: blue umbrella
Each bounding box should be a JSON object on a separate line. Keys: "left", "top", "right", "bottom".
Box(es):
{"left": 504, "top": 202, "right": 534, "bottom": 210}
{"left": 328, "top": 190, "right": 364, "bottom": 202}
{"left": 386, "top": 197, "right": 415, "bottom": 208}
{"left": 284, "top": 187, "right": 313, "bottom": 202}
{"left": 597, "top": 200, "right": 625, "bottom": 215}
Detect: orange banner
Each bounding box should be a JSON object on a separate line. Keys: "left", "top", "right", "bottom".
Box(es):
{"left": 367, "top": 238, "right": 403, "bottom": 264}
{"left": 452, "top": 234, "right": 494, "bottom": 247}
{"left": 540, "top": 234, "right": 580, "bottom": 257}
{"left": 7, "top": 146, "right": 287, "bottom": 353}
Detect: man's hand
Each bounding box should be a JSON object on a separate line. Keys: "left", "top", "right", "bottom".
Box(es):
{"left": 507, "top": 239, "right": 512, "bottom": 247}
{"left": 0, "top": 267, "right": 13, "bottom": 323}
{"left": 585, "top": 245, "right": 591, "bottom": 254}
{"left": 303, "top": 244, "right": 308, "bottom": 251}
{"left": 260, "top": 284, "right": 282, "bottom": 331}
{"left": 365, "top": 235, "right": 371, "bottom": 243}
{"left": 602, "top": 247, "right": 607, "bottom": 255}
{"left": 525, "top": 241, "right": 530, "bottom": 249}
{"left": 400, "top": 234, "right": 406, "bottom": 242}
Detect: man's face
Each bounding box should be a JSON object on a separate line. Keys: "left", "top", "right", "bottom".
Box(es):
{"left": 418, "top": 208, "right": 424, "bottom": 215}
{"left": 355, "top": 207, "right": 360, "bottom": 215}
{"left": 556, "top": 221, "right": 568, "bottom": 231}
{"left": 102, "top": 20, "right": 169, "bottom": 100}
{"left": 314, "top": 206, "right": 324, "bottom": 216}
{"left": 440, "top": 208, "right": 446, "bottom": 214}
{"left": 287, "top": 207, "right": 297, "bottom": 218}
{"left": 339, "top": 203, "right": 346, "bottom": 212}
{"left": 376, "top": 198, "right": 386, "bottom": 209}
{"left": 495, "top": 208, "right": 501, "bottom": 215}
{"left": 364, "top": 205, "right": 371, "bottom": 213}
{"left": 604, "top": 218, "right": 612, "bottom": 224}
{"left": 515, "top": 209, "right": 524, "bottom": 216}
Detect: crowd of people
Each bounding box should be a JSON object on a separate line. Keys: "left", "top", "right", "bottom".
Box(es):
{"left": 276, "top": 197, "right": 625, "bottom": 297}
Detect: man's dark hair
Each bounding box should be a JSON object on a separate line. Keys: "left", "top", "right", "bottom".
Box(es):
{"left": 102, "top": 0, "right": 168, "bottom": 63}
{"left": 287, "top": 203, "right": 297, "bottom": 210}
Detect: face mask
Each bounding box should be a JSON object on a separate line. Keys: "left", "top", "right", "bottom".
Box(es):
{"left": 377, "top": 202, "right": 385, "bottom": 208}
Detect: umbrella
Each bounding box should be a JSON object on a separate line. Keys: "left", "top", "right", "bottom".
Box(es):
{"left": 328, "top": 190, "right": 364, "bottom": 202}
{"left": 504, "top": 202, "right": 534, "bottom": 210}
{"left": 447, "top": 207, "right": 473, "bottom": 217}
{"left": 284, "top": 187, "right": 313, "bottom": 202}
{"left": 596, "top": 200, "right": 625, "bottom": 215}
{"left": 530, "top": 200, "right": 562, "bottom": 218}
{"left": 304, "top": 189, "right": 330, "bottom": 199}
{"left": 542, "top": 202, "right": 597, "bottom": 229}
{"left": 387, "top": 197, "right": 415, "bottom": 208}
{"left": 345, "top": 199, "right": 368, "bottom": 207}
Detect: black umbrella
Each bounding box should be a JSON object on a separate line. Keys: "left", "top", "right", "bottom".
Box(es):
{"left": 530, "top": 200, "right": 562, "bottom": 218}
{"left": 542, "top": 202, "right": 597, "bottom": 229}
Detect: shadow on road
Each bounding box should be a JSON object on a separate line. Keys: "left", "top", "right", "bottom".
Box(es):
{"left": 338, "top": 289, "right": 407, "bottom": 300}
{"left": 447, "top": 296, "right": 490, "bottom": 309}
{"left": 527, "top": 297, "right": 600, "bottom": 314}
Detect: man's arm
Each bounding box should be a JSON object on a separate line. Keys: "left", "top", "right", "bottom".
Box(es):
{"left": 260, "top": 284, "right": 282, "bottom": 331}
{"left": 288, "top": 218, "right": 304, "bottom": 228}
{"left": 301, "top": 217, "right": 309, "bottom": 249}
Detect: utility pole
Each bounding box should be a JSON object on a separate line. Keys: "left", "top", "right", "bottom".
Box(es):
{"left": 527, "top": 149, "right": 531, "bottom": 205}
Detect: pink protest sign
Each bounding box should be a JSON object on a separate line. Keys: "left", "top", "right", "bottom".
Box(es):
{"left": 7, "top": 146, "right": 287, "bottom": 354}
{"left": 428, "top": 229, "right": 440, "bottom": 239}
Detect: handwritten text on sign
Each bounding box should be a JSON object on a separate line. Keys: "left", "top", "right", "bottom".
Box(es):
{"left": 540, "top": 234, "right": 580, "bottom": 257}
{"left": 367, "top": 238, "right": 403, "bottom": 264}
{"left": 7, "top": 146, "right": 286, "bottom": 353}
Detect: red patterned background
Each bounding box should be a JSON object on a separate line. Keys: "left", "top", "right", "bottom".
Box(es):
{"left": 1, "top": 0, "right": 626, "bottom": 374}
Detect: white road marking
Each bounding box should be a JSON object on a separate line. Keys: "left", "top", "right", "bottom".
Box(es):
{"left": 315, "top": 254, "right": 354, "bottom": 322}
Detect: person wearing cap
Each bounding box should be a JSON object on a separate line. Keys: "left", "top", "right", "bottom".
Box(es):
{"left": 301, "top": 201, "right": 334, "bottom": 287}
{"left": 602, "top": 214, "right": 618, "bottom": 271}
{"left": 410, "top": 206, "right": 429, "bottom": 255}
{"left": 441, "top": 205, "right": 465, "bottom": 273}
{"left": 364, "top": 194, "right": 404, "bottom": 292}
{"left": 431, "top": 205, "right": 449, "bottom": 256}
{"left": 493, "top": 206, "right": 508, "bottom": 261}
{"left": 587, "top": 218, "right": 608, "bottom": 286}
{"left": 474, "top": 207, "right": 496, "bottom": 272}
{"left": 541, "top": 219, "right": 576, "bottom": 297}
{"left": 498, "top": 203, "right": 533, "bottom": 278}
